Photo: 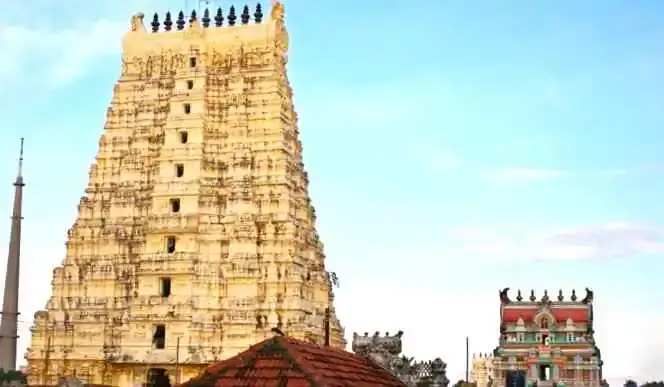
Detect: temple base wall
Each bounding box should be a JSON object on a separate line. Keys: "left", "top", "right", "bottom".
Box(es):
{"left": 27, "top": 360, "right": 207, "bottom": 387}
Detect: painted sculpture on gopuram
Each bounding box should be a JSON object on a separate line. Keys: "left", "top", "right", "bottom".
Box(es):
{"left": 352, "top": 331, "right": 450, "bottom": 387}
{"left": 493, "top": 288, "right": 606, "bottom": 387}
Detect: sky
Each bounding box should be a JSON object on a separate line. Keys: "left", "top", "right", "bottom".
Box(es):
{"left": 0, "top": 0, "right": 663, "bottom": 384}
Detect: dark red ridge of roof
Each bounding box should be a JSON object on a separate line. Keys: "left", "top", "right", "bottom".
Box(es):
{"left": 179, "top": 335, "right": 406, "bottom": 387}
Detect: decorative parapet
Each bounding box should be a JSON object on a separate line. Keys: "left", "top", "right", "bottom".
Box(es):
{"left": 351, "top": 331, "right": 449, "bottom": 387}
{"left": 499, "top": 288, "right": 594, "bottom": 305}
{"left": 122, "top": 1, "right": 287, "bottom": 57}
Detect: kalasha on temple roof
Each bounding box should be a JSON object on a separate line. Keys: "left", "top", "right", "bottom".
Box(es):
{"left": 178, "top": 332, "right": 406, "bottom": 387}
{"left": 499, "top": 288, "right": 594, "bottom": 324}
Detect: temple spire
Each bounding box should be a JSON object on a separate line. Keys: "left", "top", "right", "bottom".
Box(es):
{"left": 0, "top": 138, "right": 25, "bottom": 370}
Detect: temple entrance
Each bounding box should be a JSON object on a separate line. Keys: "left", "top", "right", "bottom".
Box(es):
{"left": 145, "top": 368, "right": 171, "bottom": 387}
{"left": 538, "top": 365, "right": 551, "bottom": 381}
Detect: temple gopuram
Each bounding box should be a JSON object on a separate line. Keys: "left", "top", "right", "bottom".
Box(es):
{"left": 25, "top": 2, "right": 345, "bottom": 386}
{"left": 493, "top": 288, "right": 605, "bottom": 387}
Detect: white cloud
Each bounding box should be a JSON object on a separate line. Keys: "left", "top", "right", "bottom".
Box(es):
{"left": 450, "top": 222, "right": 664, "bottom": 260}
{"left": 0, "top": 20, "right": 124, "bottom": 87}
{"left": 488, "top": 167, "right": 566, "bottom": 182}
{"left": 486, "top": 164, "right": 664, "bottom": 183}
{"left": 0, "top": 0, "right": 169, "bottom": 88}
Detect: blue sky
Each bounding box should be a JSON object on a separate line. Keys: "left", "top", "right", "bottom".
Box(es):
{"left": 0, "top": 0, "right": 663, "bottom": 383}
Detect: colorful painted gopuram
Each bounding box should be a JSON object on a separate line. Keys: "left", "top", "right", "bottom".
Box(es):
{"left": 493, "top": 289, "right": 604, "bottom": 387}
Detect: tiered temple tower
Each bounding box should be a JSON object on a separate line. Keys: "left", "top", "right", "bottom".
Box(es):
{"left": 493, "top": 289, "right": 603, "bottom": 387}
{"left": 25, "top": 3, "right": 345, "bottom": 386}
{"left": 471, "top": 353, "right": 494, "bottom": 387}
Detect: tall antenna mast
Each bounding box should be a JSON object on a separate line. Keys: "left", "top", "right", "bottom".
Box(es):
{"left": 0, "top": 137, "right": 25, "bottom": 371}
{"left": 17, "top": 138, "right": 23, "bottom": 179}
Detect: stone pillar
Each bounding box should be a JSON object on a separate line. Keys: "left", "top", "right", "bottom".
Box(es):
{"left": 552, "top": 364, "right": 559, "bottom": 381}
{"left": 529, "top": 364, "right": 537, "bottom": 380}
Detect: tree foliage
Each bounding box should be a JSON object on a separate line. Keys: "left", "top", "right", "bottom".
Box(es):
{"left": 0, "top": 369, "right": 26, "bottom": 384}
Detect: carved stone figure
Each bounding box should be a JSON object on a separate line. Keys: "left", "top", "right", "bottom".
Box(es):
{"left": 130, "top": 13, "right": 145, "bottom": 32}
{"left": 270, "top": 0, "right": 284, "bottom": 20}
{"left": 352, "top": 331, "right": 449, "bottom": 386}
{"left": 499, "top": 287, "right": 510, "bottom": 304}
{"left": 582, "top": 287, "right": 594, "bottom": 304}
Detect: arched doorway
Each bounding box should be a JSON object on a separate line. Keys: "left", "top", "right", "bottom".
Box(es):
{"left": 145, "top": 368, "right": 171, "bottom": 387}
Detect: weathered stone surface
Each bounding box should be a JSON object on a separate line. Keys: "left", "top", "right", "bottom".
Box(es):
{"left": 25, "top": 3, "right": 344, "bottom": 386}
{"left": 352, "top": 331, "right": 450, "bottom": 387}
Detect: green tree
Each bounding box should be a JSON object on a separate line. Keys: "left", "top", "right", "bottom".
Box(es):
{"left": 0, "top": 369, "right": 26, "bottom": 384}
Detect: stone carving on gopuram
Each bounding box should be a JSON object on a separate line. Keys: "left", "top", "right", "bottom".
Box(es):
{"left": 494, "top": 288, "right": 606, "bottom": 387}
{"left": 25, "top": 2, "right": 345, "bottom": 386}
{"left": 352, "top": 331, "right": 450, "bottom": 387}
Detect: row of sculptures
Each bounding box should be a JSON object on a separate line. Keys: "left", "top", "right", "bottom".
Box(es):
{"left": 147, "top": 5, "right": 264, "bottom": 33}
{"left": 131, "top": 2, "right": 286, "bottom": 33}
{"left": 352, "top": 331, "right": 450, "bottom": 386}
{"left": 499, "top": 288, "right": 594, "bottom": 304}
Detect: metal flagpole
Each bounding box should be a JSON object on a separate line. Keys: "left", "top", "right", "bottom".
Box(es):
{"left": 465, "top": 336, "right": 470, "bottom": 382}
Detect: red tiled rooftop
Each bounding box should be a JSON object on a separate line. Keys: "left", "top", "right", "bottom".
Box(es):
{"left": 502, "top": 305, "right": 589, "bottom": 323}
{"left": 179, "top": 335, "right": 406, "bottom": 387}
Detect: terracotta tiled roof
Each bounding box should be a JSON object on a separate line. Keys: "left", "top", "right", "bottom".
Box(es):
{"left": 179, "top": 335, "right": 406, "bottom": 387}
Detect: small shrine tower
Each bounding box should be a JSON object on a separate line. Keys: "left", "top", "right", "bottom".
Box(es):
{"left": 471, "top": 353, "right": 494, "bottom": 387}
{"left": 493, "top": 288, "right": 603, "bottom": 387}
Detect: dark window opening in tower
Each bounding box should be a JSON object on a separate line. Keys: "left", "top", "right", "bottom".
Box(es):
{"left": 541, "top": 319, "right": 549, "bottom": 329}
{"left": 146, "top": 368, "right": 171, "bottom": 387}
{"left": 187, "top": 80, "right": 194, "bottom": 89}
{"left": 179, "top": 131, "right": 188, "bottom": 143}
{"left": 183, "top": 103, "right": 191, "bottom": 114}
{"left": 541, "top": 334, "right": 549, "bottom": 345}
{"left": 166, "top": 236, "right": 176, "bottom": 253}
{"left": 160, "top": 278, "right": 171, "bottom": 297}
{"left": 175, "top": 164, "right": 184, "bottom": 177}
{"left": 153, "top": 325, "right": 166, "bottom": 349}
{"left": 538, "top": 365, "right": 551, "bottom": 381}
{"left": 170, "top": 198, "right": 181, "bottom": 213}
{"left": 189, "top": 57, "right": 196, "bottom": 67}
